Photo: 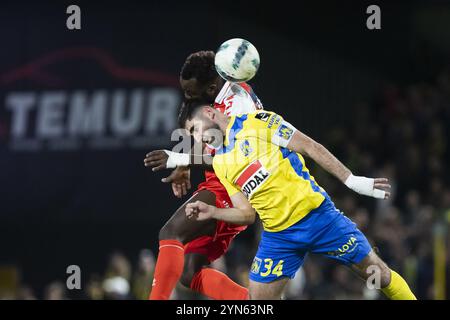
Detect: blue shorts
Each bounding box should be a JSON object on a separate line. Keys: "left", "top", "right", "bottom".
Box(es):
{"left": 249, "top": 198, "right": 372, "bottom": 283}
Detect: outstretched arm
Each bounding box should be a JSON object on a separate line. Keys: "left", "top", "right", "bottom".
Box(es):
{"left": 249, "top": 111, "right": 390, "bottom": 199}
{"left": 144, "top": 148, "right": 213, "bottom": 171}
{"left": 143, "top": 144, "right": 213, "bottom": 198}
{"left": 185, "top": 192, "right": 256, "bottom": 226}
{"left": 287, "top": 130, "right": 351, "bottom": 183}
{"left": 285, "top": 129, "right": 391, "bottom": 199}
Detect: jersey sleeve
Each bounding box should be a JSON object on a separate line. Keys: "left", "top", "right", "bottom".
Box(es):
{"left": 248, "top": 111, "right": 297, "bottom": 148}
{"left": 214, "top": 82, "right": 263, "bottom": 116}
{"left": 213, "top": 157, "right": 241, "bottom": 197}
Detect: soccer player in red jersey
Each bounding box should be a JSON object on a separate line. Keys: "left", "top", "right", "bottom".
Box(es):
{"left": 144, "top": 51, "right": 263, "bottom": 300}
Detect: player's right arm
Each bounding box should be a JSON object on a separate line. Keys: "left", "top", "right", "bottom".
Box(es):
{"left": 143, "top": 146, "right": 213, "bottom": 198}
{"left": 144, "top": 149, "right": 213, "bottom": 171}
{"left": 185, "top": 192, "right": 256, "bottom": 225}
{"left": 185, "top": 156, "right": 256, "bottom": 225}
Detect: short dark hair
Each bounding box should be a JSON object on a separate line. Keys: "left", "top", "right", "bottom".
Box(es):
{"left": 178, "top": 99, "right": 212, "bottom": 128}
{"left": 180, "top": 51, "right": 218, "bottom": 85}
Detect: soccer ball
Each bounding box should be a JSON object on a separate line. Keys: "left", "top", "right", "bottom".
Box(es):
{"left": 214, "top": 38, "right": 260, "bottom": 83}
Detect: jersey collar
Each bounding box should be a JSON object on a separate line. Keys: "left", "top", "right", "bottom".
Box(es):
{"left": 216, "top": 114, "right": 247, "bottom": 155}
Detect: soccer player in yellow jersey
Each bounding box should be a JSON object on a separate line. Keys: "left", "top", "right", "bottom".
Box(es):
{"left": 179, "top": 100, "right": 416, "bottom": 300}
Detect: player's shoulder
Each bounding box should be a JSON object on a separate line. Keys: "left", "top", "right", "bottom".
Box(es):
{"left": 226, "top": 111, "right": 278, "bottom": 138}
{"left": 246, "top": 110, "right": 280, "bottom": 124}
{"left": 238, "top": 112, "right": 285, "bottom": 139}
{"left": 214, "top": 81, "right": 256, "bottom": 103}
{"left": 214, "top": 81, "right": 234, "bottom": 104}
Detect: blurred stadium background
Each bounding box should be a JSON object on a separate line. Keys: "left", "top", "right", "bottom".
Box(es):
{"left": 0, "top": 0, "right": 449, "bottom": 300}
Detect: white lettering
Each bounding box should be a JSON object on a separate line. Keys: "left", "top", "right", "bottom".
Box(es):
{"left": 6, "top": 92, "right": 35, "bottom": 138}
{"left": 37, "top": 92, "right": 66, "bottom": 138}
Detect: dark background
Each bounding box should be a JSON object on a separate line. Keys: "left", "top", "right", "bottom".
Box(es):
{"left": 0, "top": 0, "right": 449, "bottom": 299}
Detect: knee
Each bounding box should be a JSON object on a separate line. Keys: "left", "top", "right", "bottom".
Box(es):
{"left": 365, "top": 259, "right": 391, "bottom": 288}
{"left": 370, "top": 256, "right": 391, "bottom": 288}
{"left": 248, "top": 289, "right": 278, "bottom": 300}
{"left": 248, "top": 282, "right": 283, "bottom": 300}
{"left": 379, "top": 266, "right": 392, "bottom": 288}
{"left": 248, "top": 290, "right": 259, "bottom": 300}
{"left": 179, "top": 272, "right": 194, "bottom": 289}
{"left": 179, "top": 265, "right": 199, "bottom": 288}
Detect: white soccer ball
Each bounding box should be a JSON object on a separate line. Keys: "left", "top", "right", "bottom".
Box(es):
{"left": 214, "top": 38, "right": 260, "bottom": 83}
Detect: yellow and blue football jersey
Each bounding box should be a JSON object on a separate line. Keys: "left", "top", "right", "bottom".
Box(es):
{"left": 213, "top": 111, "right": 329, "bottom": 232}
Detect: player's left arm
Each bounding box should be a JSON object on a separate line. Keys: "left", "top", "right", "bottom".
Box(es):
{"left": 144, "top": 148, "right": 213, "bottom": 171}
{"left": 270, "top": 116, "right": 391, "bottom": 199}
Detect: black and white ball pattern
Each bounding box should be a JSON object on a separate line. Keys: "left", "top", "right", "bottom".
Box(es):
{"left": 215, "top": 38, "right": 260, "bottom": 83}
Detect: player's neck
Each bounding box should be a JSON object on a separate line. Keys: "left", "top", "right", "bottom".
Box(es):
{"left": 218, "top": 115, "right": 231, "bottom": 134}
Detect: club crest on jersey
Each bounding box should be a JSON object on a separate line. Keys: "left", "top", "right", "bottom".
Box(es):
{"left": 276, "top": 124, "right": 294, "bottom": 140}
{"left": 235, "top": 160, "right": 270, "bottom": 198}
{"left": 240, "top": 140, "right": 253, "bottom": 157}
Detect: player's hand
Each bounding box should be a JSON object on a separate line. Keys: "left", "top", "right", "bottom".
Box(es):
{"left": 373, "top": 178, "right": 391, "bottom": 199}
{"left": 345, "top": 174, "right": 391, "bottom": 199}
{"left": 144, "top": 150, "right": 169, "bottom": 171}
{"left": 144, "top": 150, "right": 190, "bottom": 170}
{"left": 162, "top": 167, "right": 191, "bottom": 198}
{"left": 186, "top": 201, "right": 216, "bottom": 221}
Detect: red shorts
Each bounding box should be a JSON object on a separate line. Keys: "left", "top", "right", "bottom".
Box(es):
{"left": 184, "top": 174, "right": 247, "bottom": 262}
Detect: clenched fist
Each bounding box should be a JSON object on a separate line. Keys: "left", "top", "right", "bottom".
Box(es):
{"left": 185, "top": 201, "right": 216, "bottom": 221}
